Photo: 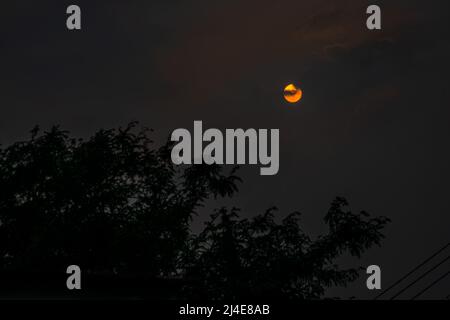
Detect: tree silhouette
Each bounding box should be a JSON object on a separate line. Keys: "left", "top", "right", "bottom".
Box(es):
{"left": 0, "top": 124, "right": 389, "bottom": 299}
{"left": 181, "top": 200, "right": 389, "bottom": 300}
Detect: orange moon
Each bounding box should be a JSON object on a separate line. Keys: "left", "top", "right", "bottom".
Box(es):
{"left": 283, "top": 83, "right": 302, "bottom": 103}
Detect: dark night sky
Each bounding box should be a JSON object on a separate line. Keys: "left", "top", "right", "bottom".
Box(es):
{"left": 1, "top": 0, "right": 450, "bottom": 299}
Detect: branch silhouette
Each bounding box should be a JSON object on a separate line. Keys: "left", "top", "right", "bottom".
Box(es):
{"left": 0, "top": 123, "right": 389, "bottom": 299}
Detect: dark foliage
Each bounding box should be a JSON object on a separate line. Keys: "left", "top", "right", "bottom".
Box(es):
{"left": 181, "top": 199, "right": 389, "bottom": 300}
{"left": 0, "top": 124, "right": 389, "bottom": 299}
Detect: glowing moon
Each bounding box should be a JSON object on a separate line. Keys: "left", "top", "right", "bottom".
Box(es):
{"left": 283, "top": 83, "right": 302, "bottom": 103}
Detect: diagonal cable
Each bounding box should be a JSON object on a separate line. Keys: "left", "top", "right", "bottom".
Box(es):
{"left": 389, "top": 255, "right": 450, "bottom": 300}
{"left": 374, "top": 242, "right": 450, "bottom": 300}
{"left": 411, "top": 270, "right": 450, "bottom": 300}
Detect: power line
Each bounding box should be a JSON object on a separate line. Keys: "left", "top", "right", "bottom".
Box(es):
{"left": 374, "top": 242, "right": 450, "bottom": 300}
{"left": 389, "top": 255, "right": 450, "bottom": 300}
{"left": 411, "top": 270, "right": 450, "bottom": 300}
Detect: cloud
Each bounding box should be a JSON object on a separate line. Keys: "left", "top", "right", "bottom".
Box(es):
{"left": 156, "top": 0, "right": 425, "bottom": 106}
